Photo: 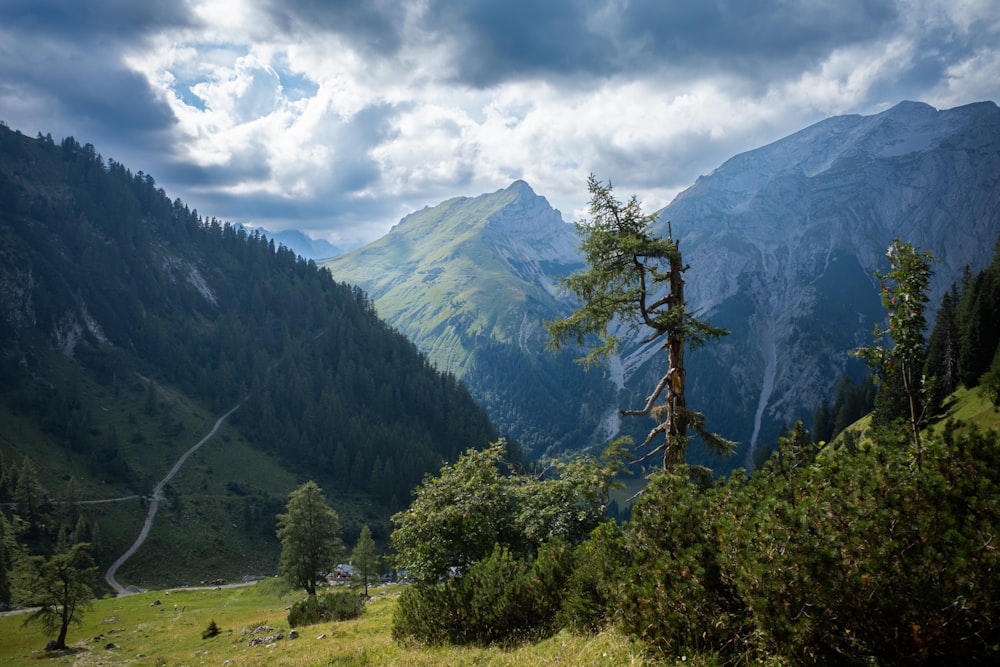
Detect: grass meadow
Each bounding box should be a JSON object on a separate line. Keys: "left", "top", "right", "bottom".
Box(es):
{"left": 0, "top": 579, "right": 667, "bottom": 667}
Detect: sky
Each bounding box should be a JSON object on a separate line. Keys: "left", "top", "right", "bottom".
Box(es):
{"left": 1, "top": 1, "right": 998, "bottom": 249}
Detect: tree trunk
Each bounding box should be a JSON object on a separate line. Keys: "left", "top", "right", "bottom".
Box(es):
{"left": 663, "top": 249, "right": 687, "bottom": 469}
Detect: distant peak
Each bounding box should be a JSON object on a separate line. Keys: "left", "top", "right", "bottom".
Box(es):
{"left": 506, "top": 179, "right": 536, "bottom": 196}
{"left": 888, "top": 100, "right": 936, "bottom": 113}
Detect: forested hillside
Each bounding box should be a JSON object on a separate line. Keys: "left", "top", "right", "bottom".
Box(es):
{"left": 0, "top": 124, "right": 499, "bottom": 582}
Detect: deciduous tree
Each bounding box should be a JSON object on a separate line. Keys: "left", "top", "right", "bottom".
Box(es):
{"left": 855, "top": 239, "right": 936, "bottom": 452}
{"left": 276, "top": 481, "right": 344, "bottom": 596}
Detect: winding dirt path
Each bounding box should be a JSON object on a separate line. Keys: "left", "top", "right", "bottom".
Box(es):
{"left": 104, "top": 403, "right": 241, "bottom": 595}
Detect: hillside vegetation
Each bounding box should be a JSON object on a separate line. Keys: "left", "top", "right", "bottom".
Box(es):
{"left": 0, "top": 125, "right": 499, "bottom": 584}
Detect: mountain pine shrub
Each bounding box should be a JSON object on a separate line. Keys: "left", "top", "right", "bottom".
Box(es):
{"left": 722, "top": 423, "right": 1000, "bottom": 664}
{"left": 287, "top": 591, "right": 364, "bottom": 628}
{"left": 392, "top": 541, "right": 574, "bottom": 646}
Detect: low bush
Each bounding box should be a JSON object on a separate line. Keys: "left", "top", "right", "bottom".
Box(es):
{"left": 287, "top": 591, "right": 364, "bottom": 628}
{"left": 559, "top": 521, "right": 627, "bottom": 634}
{"left": 392, "top": 541, "right": 575, "bottom": 646}
{"left": 201, "top": 619, "right": 220, "bottom": 639}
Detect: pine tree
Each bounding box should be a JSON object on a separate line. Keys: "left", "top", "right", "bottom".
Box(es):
{"left": 0, "top": 515, "right": 12, "bottom": 606}
{"left": 957, "top": 236, "right": 1000, "bottom": 387}
{"left": 924, "top": 282, "right": 960, "bottom": 409}
{"left": 14, "top": 456, "right": 46, "bottom": 532}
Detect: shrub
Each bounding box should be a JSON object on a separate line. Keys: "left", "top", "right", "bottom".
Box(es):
{"left": 617, "top": 472, "right": 751, "bottom": 659}
{"left": 392, "top": 541, "right": 575, "bottom": 646}
{"left": 559, "top": 521, "right": 626, "bottom": 633}
{"left": 724, "top": 425, "right": 1000, "bottom": 664}
{"left": 201, "top": 620, "right": 220, "bottom": 639}
{"left": 287, "top": 591, "right": 364, "bottom": 628}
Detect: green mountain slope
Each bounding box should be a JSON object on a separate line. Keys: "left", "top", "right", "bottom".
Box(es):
{"left": 0, "top": 126, "right": 499, "bottom": 587}
{"left": 324, "top": 181, "right": 616, "bottom": 456}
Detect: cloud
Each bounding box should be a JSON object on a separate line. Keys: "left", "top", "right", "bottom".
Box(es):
{"left": 261, "top": 0, "right": 405, "bottom": 54}
{"left": 0, "top": 0, "right": 997, "bottom": 246}
{"left": 419, "top": 0, "right": 901, "bottom": 88}
{"left": 0, "top": 0, "right": 186, "bottom": 161}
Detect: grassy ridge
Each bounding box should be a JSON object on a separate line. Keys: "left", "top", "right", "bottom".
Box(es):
{"left": 0, "top": 581, "right": 656, "bottom": 666}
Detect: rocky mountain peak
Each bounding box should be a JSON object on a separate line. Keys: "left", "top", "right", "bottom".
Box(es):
{"left": 482, "top": 181, "right": 578, "bottom": 266}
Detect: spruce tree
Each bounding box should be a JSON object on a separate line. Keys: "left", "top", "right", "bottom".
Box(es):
{"left": 923, "top": 282, "right": 960, "bottom": 409}
{"left": 957, "top": 236, "right": 1000, "bottom": 387}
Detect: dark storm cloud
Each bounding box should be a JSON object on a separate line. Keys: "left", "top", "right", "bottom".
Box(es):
{"left": 421, "top": 0, "right": 900, "bottom": 86}
{"left": 0, "top": 0, "right": 192, "bottom": 154}
{"left": 1, "top": 0, "right": 191, "bottom": 38}
{"left": 261, "top": 0, "right": 404, "bottom": 53}
{"left": 616, "top": 0, "right": 898, "bottom": 63}
{"left": 420, "top": 0, "right": 617, "bottom": 86}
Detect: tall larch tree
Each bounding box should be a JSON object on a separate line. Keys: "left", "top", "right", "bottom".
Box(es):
{"left": 547, "top": 174, "right": 732, "bottom": 470}
{"left": 13, "top": 543, "right": 98, "bottom": 649}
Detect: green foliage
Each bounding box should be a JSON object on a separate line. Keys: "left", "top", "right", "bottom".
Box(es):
{"left": 390, "top": 440, "right": 623, "bottom": 583}
{"left": 12, "top": 542, "right": 98, "bottom": 649}
{"left": 277, "top": 481, "right": 344, "bottom": 597}
{"left": 607, "top": 419, "right": 1000, "bottom": 664}
{"left": 287, "top": 590, "right": 364, "bottom": 627}
{"left": 812, "top": 375, "right": 876, "bottom": 443}
{"left": 351, "top": 525, "right": 380, "bottom": 597}
{"left": 547, "top": 175, "right": 730, "bottom": 468}
{"left": 617, "top": 471, "right": 750, "bottom": 658}
{"left": 924, "top": 282, "right": 961, "bottom": 409}
{"left": 982, "top": 345, "right": 1000, "bottom": 406}
{"left": 727, "top": 425, "right": 1000, "bottom": 664}
{"left": 958, "top": 237, "right": 1000, "bottom": 387}
{"left": 391, "top": 443, "right": 515, "bottom": 583}
{"left": 559, "top": 521, "right": 627, "bottom": 634}
{"left": 391, "top": 541, "right": 574, "bottom": 646}
{"left": 0, "top": 514, "right": 14, "bottom": 607}
{"left": 391, "top": 440, "right": 625, "bottom": 646}
{"left": 855, "top": 239, "right": 936, "bottom": 449}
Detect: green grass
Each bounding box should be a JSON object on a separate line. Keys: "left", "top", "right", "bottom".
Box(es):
{"left": 928, "top": 384, "right": 1000, "bottom": 433}
{"left": 0, "top": 581, "right": 666, "bottom": 666}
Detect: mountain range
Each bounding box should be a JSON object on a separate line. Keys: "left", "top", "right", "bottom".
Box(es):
{"left": 326, "top": 100, "right": 1000, "bottom": 468}
{"left": 2, "top": 97, "right": 999, "bottom": 589}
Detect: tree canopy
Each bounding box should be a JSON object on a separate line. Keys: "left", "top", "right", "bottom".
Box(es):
{"left": 390, "top": 439, "right": 624, "bottom": 583}
{"left": 854, "top": 239, "right": 936, "bottom": 451}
